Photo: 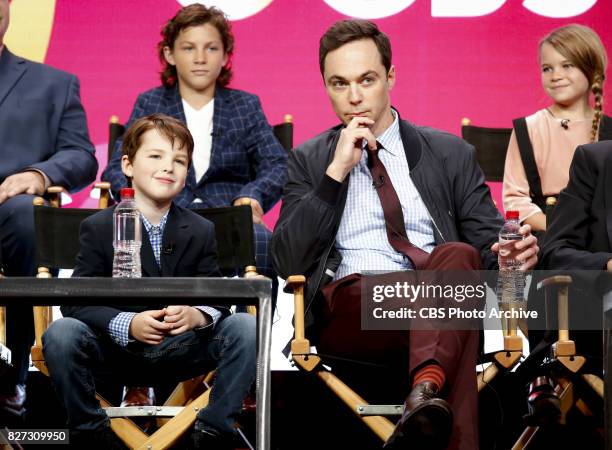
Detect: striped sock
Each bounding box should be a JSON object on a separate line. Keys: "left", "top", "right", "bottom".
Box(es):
{"left": 412, "top": 364, "right": 446, "bottom": 391}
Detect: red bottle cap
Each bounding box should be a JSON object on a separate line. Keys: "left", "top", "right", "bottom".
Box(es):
{"left": 120, "top": 187, "right": 135, "bottom": 199}
{"left": 505, "top": 210, "right": 519, "bottom": 220}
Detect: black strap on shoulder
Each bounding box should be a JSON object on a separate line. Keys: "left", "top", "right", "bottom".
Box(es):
{"left": 598, "top": 114, "right": 612, "bottom": 142}
{"left": 512, "top": 117, "right": 546, "bottom": 210}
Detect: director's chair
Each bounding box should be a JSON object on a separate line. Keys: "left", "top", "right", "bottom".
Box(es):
{"left": 30, "top": 199, "right": 257, "bottom": 449}
{"left": 282, "top": 271, "right": 538, "bottom": 448}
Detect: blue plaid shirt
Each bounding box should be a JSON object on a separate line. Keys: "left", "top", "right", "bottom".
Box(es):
{"left": 335, "top": 110, "right": 436, "bottom": 279}
{"left": 108, "top": 211, "right": 221, "bottom": 347}
{"left": 102, "top": 85, "right": 287, "bottom": 212}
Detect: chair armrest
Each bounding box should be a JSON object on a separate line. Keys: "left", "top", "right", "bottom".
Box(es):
{"left": 283, "top": 275, "right": 321, "bottom": 372}
{"left": 537, "top": 275, "right": 572, "bottom": 343}
{"left": 284, "top": 276, "right": 306, "bottom": 343}
{"left": 46, "top": 186, "right": 64, "bottom": 208}
{"left": 95, "top": 182, "right": 111, "bottom": 208}
{"left": 284, "top": 275, "right": 321, "bottom": 372}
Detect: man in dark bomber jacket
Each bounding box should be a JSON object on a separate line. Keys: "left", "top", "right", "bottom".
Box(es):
{"left": 271, "top": 20, "right": 539, "bottom": 450}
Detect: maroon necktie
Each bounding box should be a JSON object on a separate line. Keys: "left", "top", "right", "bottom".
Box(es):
{"left": 366, "top": 141, "right": 429, "bottom": 269}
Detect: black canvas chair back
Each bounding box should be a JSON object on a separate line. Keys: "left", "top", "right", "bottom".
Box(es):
{"left": 34, "top": 204, "right": 255, "bottom": 276}
{"left": 33, "top": 205, "right": 98, "bottom": 270}
{"left": 273, "top": 115, "right": 293, "bottom": 152}
{"left": 461, "top": 119, "right": 512, "bottom": 182}
{"left": 193, "top": 205, "right": 255, "bottom": 276}
{"left": 108, "top": 116, "right": 126, "bottom": 164}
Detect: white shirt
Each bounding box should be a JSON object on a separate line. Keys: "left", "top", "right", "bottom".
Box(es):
{"left": 182, "top": 98, "right": 214, "bottom": 182}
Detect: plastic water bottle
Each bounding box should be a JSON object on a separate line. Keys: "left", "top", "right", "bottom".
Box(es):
{"left": 497, "top": 210, "right": 525, "bottom": 304}
{"left": 112, "top": 187, "right": 142, "bottom": 278}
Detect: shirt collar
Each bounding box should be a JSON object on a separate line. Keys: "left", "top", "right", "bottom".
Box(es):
{"left": 141, "top": 211, "right": 169, "bottom": 234}
{"left": 377, "top": 108, "right": 400, "bottom": 156}
{"left": 361, "top": 108, "right": 400, "bottom": 156}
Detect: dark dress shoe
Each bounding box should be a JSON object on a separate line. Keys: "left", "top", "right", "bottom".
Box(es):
{"left": 0, "top": 384, "right": 26, "bottom": 418}
{"left": 523, "top": 376, "right": 561, "bottom": 427}
{"left": 384, "top": 381, "right": 453, "bottom": 450}
{"left": 71, "top": 427, "right": 128, "bottom": 450}
{"left": 120, "top": 386, "right": 155, "bottom": 407}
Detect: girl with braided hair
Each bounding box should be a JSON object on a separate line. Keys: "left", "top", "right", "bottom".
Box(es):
{"left": 504, "top": 25, "right": 610, "bottom": 428}
{"left": 503, "top": 24, "right": 611, "bottom": 235}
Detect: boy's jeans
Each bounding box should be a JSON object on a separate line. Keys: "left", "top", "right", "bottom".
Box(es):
{"left": 42, "top": 313, "right": 256, "bottom": 435}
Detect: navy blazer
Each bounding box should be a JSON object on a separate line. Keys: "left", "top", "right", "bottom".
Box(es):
{"left": 0, "top": 48, "right": 97, "bottom": 189}
{"left": 63, "top": 203, "right": 227, "bottom": 334}
{"left": 102, "top": 85, "right": 287, "bottom": 211}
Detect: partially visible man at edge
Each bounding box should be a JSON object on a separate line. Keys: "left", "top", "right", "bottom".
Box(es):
{"left": 0, "top": 0, "right": 97, "bottom": 421}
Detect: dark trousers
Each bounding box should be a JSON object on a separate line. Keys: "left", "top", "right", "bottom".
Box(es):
{"left": 318, "top": 242, "right": 482, "bottom": 450}
{"left": 0, "top": 194, "right": 37, "bottom": 386}
{"left": 42, "top": 314, "right": 256, "bottom": 434}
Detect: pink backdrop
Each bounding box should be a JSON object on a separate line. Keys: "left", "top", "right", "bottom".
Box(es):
{"left": 41, "top": 0, "right": 612, "bottom": 225}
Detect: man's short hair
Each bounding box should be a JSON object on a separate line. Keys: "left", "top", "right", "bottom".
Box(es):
{"left": 158, "top": 4, "right": 234, "bottom": 88}
{"left": 121, "top": 114, "right": 194, "bottom": 164}
{"left": 319, "top": 19, "right": 392, "bottom": 77}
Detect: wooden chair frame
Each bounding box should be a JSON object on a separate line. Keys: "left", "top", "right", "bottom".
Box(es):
{"left": 512, "top": 275, "right": 604, "bottom": 449}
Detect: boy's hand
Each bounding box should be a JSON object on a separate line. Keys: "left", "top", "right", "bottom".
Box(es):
{"left": 164, "top": 305, "right": 209, "bottom": 335}
{"left": 129, "top": 310, "right": 172, "bottom": 345}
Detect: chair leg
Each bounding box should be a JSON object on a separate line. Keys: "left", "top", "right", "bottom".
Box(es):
{"left": 0, "top": 306, "right": 5, "bottom": 346}
{"left": 31, "top": 306, "right": 52, "bottom": 376}
{"left": 581, "top": 374, "right": 604, "bottom": 399}
{"left": 1, "top": 427, "right": 16, "bottom": 450}
{"left": 97, "top": 394, "right": 148, "bottom": 448}
{"left": 512, "top": 425, "right": 538, "bottom": 450}
{"left": 137, "top": 389, "right": 212, "bottom": 450}
{"left": 156, "top": 375, "right": 209, "bottom": 427}
{"left": 317, "top": 371, "right": 396, "bottom": 443}
{"left": 477, "top": 363, "right": 499, "bottom": 392}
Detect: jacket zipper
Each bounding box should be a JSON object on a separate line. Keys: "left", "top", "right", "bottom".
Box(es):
{"left": 410, "top": 173, "right": 447, "bottom": 244}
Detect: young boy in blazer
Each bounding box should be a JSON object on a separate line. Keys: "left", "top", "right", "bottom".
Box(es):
{"left": 42, "top": 114, "right": 255, "bottom": 450}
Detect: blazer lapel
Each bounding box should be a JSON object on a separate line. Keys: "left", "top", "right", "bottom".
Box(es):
{"left": 141, "top": 231, "right": 161, "bottom": 277}
{"left": 163, "top": 85, "right": 187, "bottom": 123}
{"left": 160, "top": 204, "right": 192, "bottom": 276}
{"left": 0, "top": 49, "right": 27, "bottom": 109}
